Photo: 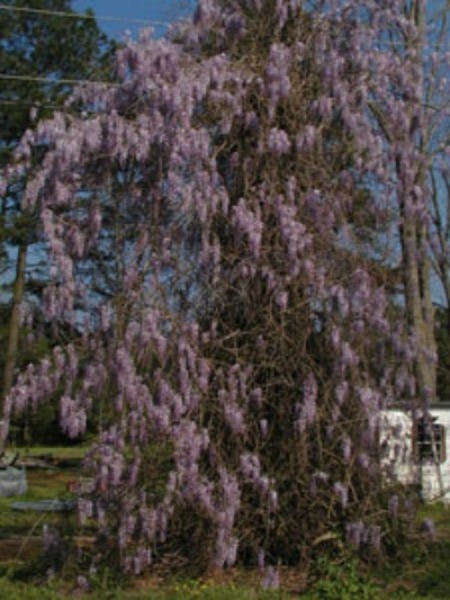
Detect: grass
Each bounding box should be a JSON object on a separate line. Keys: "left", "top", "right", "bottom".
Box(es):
{"left": 0, "top": 448, "right": 80, "bottom": 571}
{"left": 0, "top": 466, "right": 76, "bottom": 536}
{"left": 2, "top": 447, "right": 450, "bottom": 598}
{"left": 0, "top": 578, "right": 290, "bottom": 599}
{"left": 13, "top": 444, "right": 88, "bottom": 460}
{"left": 398, "top": 503, "right": 450, "bottom": 599}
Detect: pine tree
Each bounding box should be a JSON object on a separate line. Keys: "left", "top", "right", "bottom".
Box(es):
{"left": 0, "top": 0, "right": 115, "bottom": 418}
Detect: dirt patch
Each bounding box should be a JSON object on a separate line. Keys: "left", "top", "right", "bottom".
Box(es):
{"left": 0, "top": 536, "right": 43, "bottom": 563}
{"left": 26, "top": 469, "right": 78, "bottom": 487}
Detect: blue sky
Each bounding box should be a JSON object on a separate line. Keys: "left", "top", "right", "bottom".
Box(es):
{"left": 73, "top": 1, "right": 195, "bottom": 40}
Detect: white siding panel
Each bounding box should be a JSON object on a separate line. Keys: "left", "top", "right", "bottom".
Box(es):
{"left": 381, "top": 408, "right": 450, "bottom": 503}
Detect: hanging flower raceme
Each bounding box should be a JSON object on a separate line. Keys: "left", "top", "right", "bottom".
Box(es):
{"left": 2, "top": 0, "right": 431, "bottom": 580}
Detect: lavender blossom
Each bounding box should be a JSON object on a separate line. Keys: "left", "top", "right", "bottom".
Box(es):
{"left": 421, "top": 518, "right": 436, "bottom": 542}
{"left": 333, "top": 482, "right": 349, "bottom": 509}
{"left": 262, "top": 566, "right": 280, "bottom": 590}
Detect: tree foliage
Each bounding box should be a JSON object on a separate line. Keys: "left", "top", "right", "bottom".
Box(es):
{"left": 0, "top": 0, "right": 115, "bottom": 430}
{"left": 0, "top": 0, "right": 113, "bottom": 158}
{"left": 2, "top": 0, "right": 448, "bottom": 582}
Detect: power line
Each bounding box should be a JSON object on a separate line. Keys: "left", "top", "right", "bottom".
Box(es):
{"left": 2, "top": 95, "right": 449, "bottom": 124}
{"left": 0, "top": 3, "right": 171, "bottom": 27}
{"left": 0, "top": 73, "right": 119, "bottom": 88}
{"left": 0, "top": 98, "right": 137, "bottom": 117}
{"left": 0, "top": 99, "right": 62, "bottom": 109}
{"left": 2, "top": 3, "right": 447, "bottom": 46}
{"left": 0, "top": 99, "right": 76, "bottom": 113}
{"left": 1, "top": 4, "right": 448, "bottom": 49}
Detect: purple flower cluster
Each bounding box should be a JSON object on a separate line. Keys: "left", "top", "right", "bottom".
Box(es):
{"left": 265, "top": 44, "right": 292, "bottom": 121}
{"left": 1, "top": 0, "right": 436, "bottom": 579}
{"left": 345, "top": 521, "right": 382, "bottom": 551}
{"left": 295, "top": 374, "right": 318, "bottom": 434}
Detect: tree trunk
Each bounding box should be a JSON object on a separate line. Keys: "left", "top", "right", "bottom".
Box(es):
{"left": 400, "top": 206, "right": 437, "bottom": 404}
{"left": 0, "top": 242, "right": 27, "bottom": 453}
{"left": 399, "top": 0, "right": 437, "bottom": 403}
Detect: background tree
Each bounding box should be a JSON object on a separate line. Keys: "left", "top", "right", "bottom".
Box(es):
{"left": 0, "top": 0, "right": 115, "bottom": 431}
{"left": 316, "top": 0, "right": 450, "bottom": 404}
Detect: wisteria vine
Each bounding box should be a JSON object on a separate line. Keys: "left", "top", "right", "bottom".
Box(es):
{"left": 2, "top": 0, "right": 447, "bottom": 583}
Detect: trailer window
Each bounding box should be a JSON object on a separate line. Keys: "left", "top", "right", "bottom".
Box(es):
{"left": 415, "top": 420, "right": 446, "bottom": 463}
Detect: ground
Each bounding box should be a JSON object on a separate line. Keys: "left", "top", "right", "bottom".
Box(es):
{"left": 0, "top": 446, "right": 449, "bottom": 598}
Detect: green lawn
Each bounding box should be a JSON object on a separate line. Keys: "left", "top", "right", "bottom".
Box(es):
{"left": 0, "top": 579, "right": 292, "bottom": 599}
{"left": 0, "top": 449, "right": 79, "bottom": 566}
{"left": 16, "top": 444, "right": 88, "bottom": 460}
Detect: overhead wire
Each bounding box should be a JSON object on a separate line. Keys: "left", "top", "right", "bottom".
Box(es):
{"left": 0, "top": 3, "right": 449, "bottom": 50}
{"left": 1, "top": 44, "right": 449, "bottom": 92}
{"left": 0, "top": 5, "right": 175, "bottom": 90}
{"left": 0, "top": 98, "right": 91, "bottom": 114}
{"left": 0, "top": 99, "right": 63, "bottom": 110}
{"left": 0, "top": 3, "right": 171, "bottom": 27}
{"left": 0, "top": 5, "right": 448, "bottom": 97}
{"left": 0, "top": 73, "right": 120, "bottom": 88}
{"left": 0, "top": 98, "right": 140, "bottom": 118}
{"left": 0, "top": 3, "right": 448, "bottom": 47}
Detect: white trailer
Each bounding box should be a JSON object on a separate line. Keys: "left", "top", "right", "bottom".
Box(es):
{"left": 380, "top": 404, "right": 450, "bottom": 503}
